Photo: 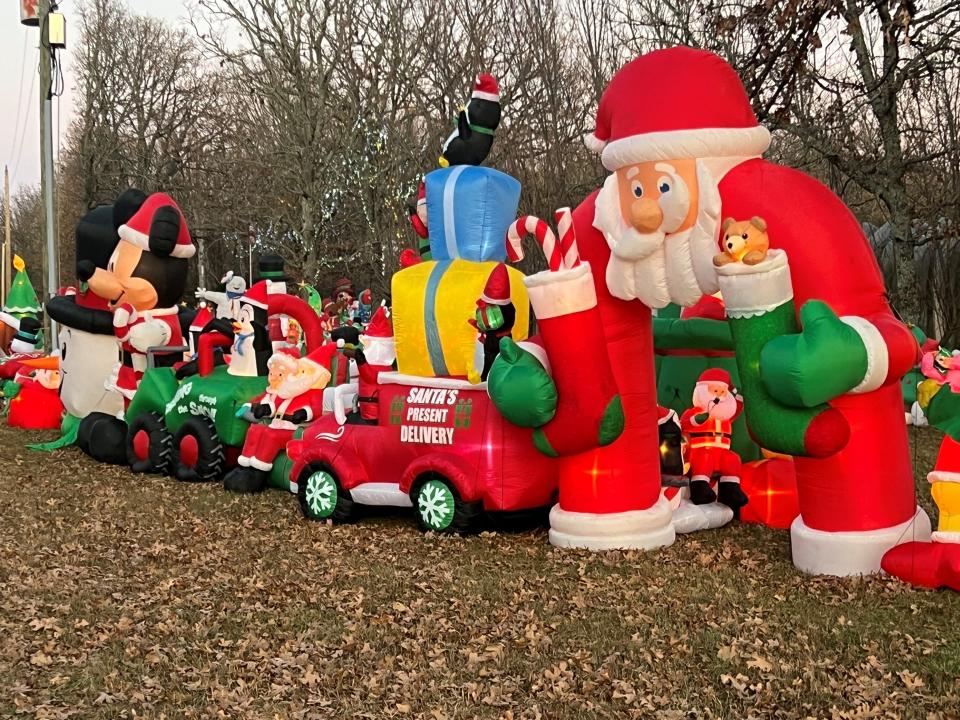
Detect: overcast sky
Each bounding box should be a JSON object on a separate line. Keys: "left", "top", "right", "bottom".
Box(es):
{"left": 1, "top": 0, "right": 191, "bottom": 195}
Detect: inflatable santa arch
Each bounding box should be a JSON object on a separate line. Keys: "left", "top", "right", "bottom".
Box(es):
{"left": 489, "top": 47, "right": 929, "bottom": 576}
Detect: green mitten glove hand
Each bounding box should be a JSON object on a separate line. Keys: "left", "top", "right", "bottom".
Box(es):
{"left": 486, "top": 338, "right": 556, "bottom": 428}
{"left": 926, "top": 385, "right": 960, "bottom": 442}
{"left": 2, "top": 380, "right": 21, "bottom": 398}
{"left": 760, "top": 300, "right": 867, "bottom": 408}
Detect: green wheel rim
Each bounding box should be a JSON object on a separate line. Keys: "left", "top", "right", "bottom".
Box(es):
{"left": 304, "top": 471, "right": 337, "bottom": 519}
{"left": 417, "top": 479, "right": 456, "bottom": 531}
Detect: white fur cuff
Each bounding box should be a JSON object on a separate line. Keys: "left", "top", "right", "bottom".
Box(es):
{"left": 840, "top": 316, "right": 888, "bottom": 394}
{"left": 524, "top": 263, "right": 597, "bottom": 320}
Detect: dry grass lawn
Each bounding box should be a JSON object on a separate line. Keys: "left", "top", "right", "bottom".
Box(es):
{"left": 0, "top": 423, "right": 958, "bottom": 719}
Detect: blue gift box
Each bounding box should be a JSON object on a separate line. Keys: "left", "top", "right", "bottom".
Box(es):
{"left": 425, "top": 166, "right": 521, "bottom": 262}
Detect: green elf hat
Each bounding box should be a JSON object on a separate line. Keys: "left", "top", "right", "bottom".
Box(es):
{"left": 3, "top": 255, "right": 42, "bottom": 319}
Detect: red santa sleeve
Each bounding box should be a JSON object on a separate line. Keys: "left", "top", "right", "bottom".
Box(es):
{"left": 719, "top": 159, "right": 919, "bottom": 395}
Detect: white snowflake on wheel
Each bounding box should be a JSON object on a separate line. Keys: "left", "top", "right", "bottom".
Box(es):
{"left": 418, "top": 482, "right": 453, "bottom": 529}
{"left": 305, "top": 473, "right": 335, "bottom": 515}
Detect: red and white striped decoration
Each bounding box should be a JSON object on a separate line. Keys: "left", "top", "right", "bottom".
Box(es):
{"left": 554, "top": 207, "right": 580, "bottom": 270}
{"left": 506, "top": 210, "right": 581, "bottom": 272}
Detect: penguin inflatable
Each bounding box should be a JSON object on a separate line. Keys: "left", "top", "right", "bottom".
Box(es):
{"left": 438, "top": 74, "right": 501, "bottom": 167}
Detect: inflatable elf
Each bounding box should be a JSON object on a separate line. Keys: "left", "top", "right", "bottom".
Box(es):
{"left": 3, "top": 254, "right": 42, "bottom": 321}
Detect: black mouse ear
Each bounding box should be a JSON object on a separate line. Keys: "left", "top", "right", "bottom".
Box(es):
{"left": 148, "top": 205, "right": 181, "bottom": 257}
{"left": 113, "top": 188, "right": 147, "bottom": 231}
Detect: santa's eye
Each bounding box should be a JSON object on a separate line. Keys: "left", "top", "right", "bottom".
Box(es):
{"left": 657, "top": 176, "right": 671, "bottom": 193}
{"left": 631, "top": 181, "right": 643, "bottom": 198}
{"left": 741, "top": 233, "right": 748, "bottom": 239}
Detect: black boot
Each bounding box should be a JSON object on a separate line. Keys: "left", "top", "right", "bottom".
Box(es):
{"left": 223, "top": 466, "right": 268, "bottom": 493}
{"left": 689, "top": 478, "right": 716, "bottom": 505}
{"left": 79, "top": 413, "right": 129, "bottom": 465}
{"left": 717, "top": 480, "right": 749, "bottom": 517}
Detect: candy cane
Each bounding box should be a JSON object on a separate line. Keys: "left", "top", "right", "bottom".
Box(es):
{"left": 506, "top": 216, "right": 561, "bottom": 271}
{"left": 554, "top": 207, "right": 580, "bottom": 269}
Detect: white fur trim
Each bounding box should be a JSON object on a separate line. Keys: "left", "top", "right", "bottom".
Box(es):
{"left": 548, "top": 498, "right": 676, "bottom": 551}
{"left": 118, "top": 224, "right": 196, "bottom": 259}
{"left": 718, "top": 476, "right": 740, "bottom": 484}
{"left": 472, "top": 90, "right": 499, "bottom": 102}
{"left": 715, "top": 248, "right": 793, "bottom": 318}
{"left": 238, "top": 455, "right": 251, "bottom": 467}
{"left": 928, "top": 470, "right": 960, "bottom": 484}
{"left": 248, "top": 457, "right": 273, "bottom": 471}
{"left": 600, "top": 126, "right": 771, "bottom": 171}
{"left": 583, "top": 132, "right": 608, "bottom": 153}
{"left": 791, "top": 507, "right": 931, "bottom": 576}
{"left": 657, "top": 408, "right": 678, "bottom": 426}
{"left": 523, "top": 262, "right": 597, "bottom": 320}
{"left": 379, "top": 372, "right": 484, "bottom": 391}
{"left": 516, "top": 340, "right": 551, "bottom": 376}
{"left": 840, "top": 316, "right": 889, "bottom": 394}
{"left": 932, "top": 531, "right": 960, "bottom": 544}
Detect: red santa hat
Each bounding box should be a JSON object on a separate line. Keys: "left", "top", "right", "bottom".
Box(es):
{"left": 303, "top": 342, "right": 337, "bottom": 369}
{"left": 118, "top": 192, "right": 196, "bottom": 259}
{"left": 472, "top": 73, "right": 499, "bottom": 102}
{"left": 929, "top": 436, "right": 960, "bottom": 485}
{"left": 241, "top": 280, "right": 270, "bottom": 311}
{"left": 363, "top": 306, "right": 393, "bottom": 338}
{"left": 268, "top": 346, "right": 301, "bottom": 371}
{"left": 480, "top": 263, "right": 511, "bottom": 306}
{"left": 584, "top": 48, "right": 771, "bottom": 171}
{"left": 189, "top": 303, "right": 214, "bottom": 332}
{"left": 360, "top": 289, "right": 372, "bottom": 304}
{"left": 696, "top": 368, "right": 732, "bottom": 388}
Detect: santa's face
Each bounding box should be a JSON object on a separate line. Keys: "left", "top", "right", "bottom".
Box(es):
{"left": 594, "top": 158, "right": 722, "bottom": 308}
{"left": 277, "top": 360, "right": 330, "bottom": 399}
{"left": 267, "top": 361, "right": 292, "bottom": 391}
{"left": 36, "top": 369, "right": 61, "bottom": 390}
{"left": 693, "top": 382, "right": 738, "bottom": 420}
{"left": 361, "top": 336, "right": 396, "bottom": 367}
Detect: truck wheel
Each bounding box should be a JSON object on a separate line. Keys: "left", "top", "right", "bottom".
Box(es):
{"left": 126, "top": 412, "right": 173, "bottom": 475}
{"left": 412, "top": 474, "right": 481, "bottom": 534}
{"left": 172, "top": 416, "right": 225, "bottom": 483}
{"left": 298, "top": 465, "right": 355, "bottom": 522}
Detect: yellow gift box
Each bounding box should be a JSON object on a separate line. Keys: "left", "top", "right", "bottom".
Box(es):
{"left": 392, "top": 259, "right": 529, "bottom": 378}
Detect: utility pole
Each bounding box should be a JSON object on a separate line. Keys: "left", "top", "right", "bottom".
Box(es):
{"left": 37, "top": 0, "right": 59, "bottom": 349}
{"left": 2, "top": 166, "right": 10, "bottom": 308}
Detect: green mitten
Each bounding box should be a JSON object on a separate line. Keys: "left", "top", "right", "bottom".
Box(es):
{"left": 760, "top": 300, "right": 868, "bottom": 408}
{"left": 486, "top": 339, "right": 557, "bottom": 428}
{"left": 2, "top": 380, "right": 21, "bottom": 398}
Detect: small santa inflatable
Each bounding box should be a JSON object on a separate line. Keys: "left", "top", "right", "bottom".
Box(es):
{"left": 352, "top": 305, "right": 395, "bottom": 423}
{"left": 224, "top": 344, "right": 334, "bottom": 493}
{"left": 6, "top": 355, "right": 63, "bottom": 430}
{"left": 679, "top": 369, "right": 748, "bottom": 512}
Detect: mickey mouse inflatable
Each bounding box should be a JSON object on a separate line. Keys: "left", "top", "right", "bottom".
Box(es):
{"left": 74, "top": 191, "right": 193, "bottom": 463}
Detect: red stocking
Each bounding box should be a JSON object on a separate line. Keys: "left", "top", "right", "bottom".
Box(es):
{"left": 524, "top": 263, "right": 622, "bottom": 456}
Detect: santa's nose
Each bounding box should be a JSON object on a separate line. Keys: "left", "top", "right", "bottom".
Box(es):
{"left": 629, "top": 198, "right": 663, "bottom": 233}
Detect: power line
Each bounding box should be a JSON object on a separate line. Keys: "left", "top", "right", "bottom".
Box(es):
{"left": 7, "top": 33, "right": 30, "bottom": 167}
{"left": 11, "top": 62, "right": 38, "bottom": 184}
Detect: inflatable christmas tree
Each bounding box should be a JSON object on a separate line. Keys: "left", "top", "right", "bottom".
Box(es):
{"left": 3, "top": 255, "right": 42, "bottom": 319}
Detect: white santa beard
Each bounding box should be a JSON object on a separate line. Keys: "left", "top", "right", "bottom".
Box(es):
{"left": 689, "top": 160, "right": 722, "bottom": 296}
{"left": 278, "top": 372, "right": 318, "bottom": 399}
{"left": 693, "top": 386, "right": 737, "bottom": 420}
{"left": 594, "top": 164, "right": 725, "bottom": 307}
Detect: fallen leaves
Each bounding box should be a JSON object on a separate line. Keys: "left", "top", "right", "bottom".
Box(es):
{"left": 0, "top": 423, "right": 957, "bottom": 719}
